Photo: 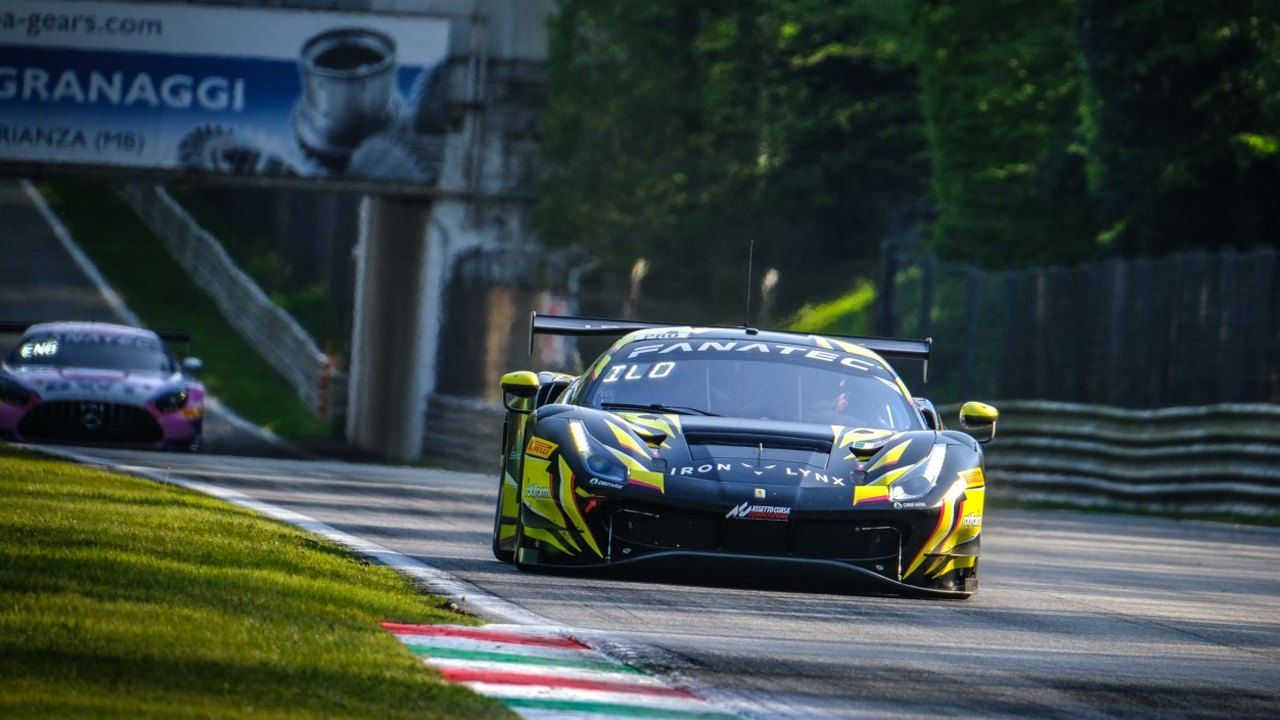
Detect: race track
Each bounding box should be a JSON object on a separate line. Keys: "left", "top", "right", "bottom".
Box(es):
{"left": 64, "top": 448, "right": 1280, "bottom": 719}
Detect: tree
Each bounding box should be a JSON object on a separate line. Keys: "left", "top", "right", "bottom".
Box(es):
{"left": 913, "top": 0, "right": 1095, "bottom": 266}
{"left": 1076, "top": 0, "right": 1280, "bottom": 254}
{"left": 538, "top": 0, "right": 926, "bottom": 320}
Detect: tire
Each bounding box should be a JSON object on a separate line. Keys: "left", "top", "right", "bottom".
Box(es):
{"left": 491, "top": 442, "right": 516, "bottom": 562}
{"left": 491, "top": 480, "right": 516, "bottom": 564}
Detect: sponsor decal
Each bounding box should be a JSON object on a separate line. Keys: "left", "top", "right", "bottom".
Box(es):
{"left": 525, "top": 436, "right": 557, "bottom": 460}
{"left": 725, "top": 501, "right": 791, "bottom": 521}
{"left": 852, "top": 486, "right": 890, "bottom": 506}
{"left": 0, "top": 1, "right": 449, "bottom": 187}
{"left": 784, "top": 466, "right": 847, "bottom": 486}
{"left": 754, "top": 487, "right": 766, "bottom": 499}
{"left": 893, "top": 501, "right": 928, "bottom": 509}
{"left": 666, "top": 463, "right": 851, "bottom": 485}
{"left": 959, "top": 467, "right": 985, "bottom": 488}
{"left": 961, "top": 512, "right": 983, "bottom": 528}
{"left": 522, "top": 485, "right": 551, "bottom": 499}
{"left": 587, "top": 477, "right": 624, "bottom": 490}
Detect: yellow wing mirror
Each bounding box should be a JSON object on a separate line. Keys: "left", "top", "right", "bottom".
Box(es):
{"left": 500, "top": 371, "right": 540, "bottom": 413}
{"left": 959, "top": 401, "right": 998, "bottom": 443}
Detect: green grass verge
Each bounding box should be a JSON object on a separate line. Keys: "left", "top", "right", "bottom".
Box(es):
{"left": 37, "top": 181, "right": 325, "bottom": 438}
{"left": 0, "top": 447, "right": 513, "bottom": 720}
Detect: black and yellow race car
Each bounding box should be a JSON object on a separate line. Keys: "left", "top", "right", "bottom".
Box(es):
{"left": 491, "top": 314, "right": 998, "bottom": 598}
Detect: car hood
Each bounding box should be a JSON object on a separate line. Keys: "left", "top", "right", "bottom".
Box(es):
{"left": 599, "top": 411, "right": 939, "bottom": 488}
{"left": 6, "top": 366, "right": 176, "bottom": 404}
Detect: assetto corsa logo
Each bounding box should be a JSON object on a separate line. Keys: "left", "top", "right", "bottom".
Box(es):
{"left": 725, "top": 501, "right": 791, "bottom": 521}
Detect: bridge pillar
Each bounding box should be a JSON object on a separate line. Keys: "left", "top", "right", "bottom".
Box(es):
{"left": 345, "top": 196, "right": 434, "bottom": 460}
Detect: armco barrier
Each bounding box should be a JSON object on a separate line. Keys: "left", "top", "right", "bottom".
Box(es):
{"left": 948, "top": 401, "right": 1280, "bottom": 515}
{"left": 117, "top": 183, "right": 343, "bottom": 418}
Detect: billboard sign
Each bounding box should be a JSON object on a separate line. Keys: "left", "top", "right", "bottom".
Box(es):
{"left": 0, "top": 0, "right": 451, "bottom": 187}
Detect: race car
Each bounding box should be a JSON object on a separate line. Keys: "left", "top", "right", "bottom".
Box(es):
{"left": 490, "top": 314, "right": 998, "bottom": 597}
{"left": 0, "top": 322, "right": 205, "bottom": 452}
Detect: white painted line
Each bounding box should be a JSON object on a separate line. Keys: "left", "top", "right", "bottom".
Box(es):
{"left": 397, "top": 635, "right": 600, "bottom": 660}
{"left": 463, "top": 683, "right": 713, "bottom": 711}
{"left": 424, "top": 658, "right": 668, "bottom": 685}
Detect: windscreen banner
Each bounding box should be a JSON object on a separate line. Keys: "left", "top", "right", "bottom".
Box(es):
{"left": 0, "top": 0, "right": 450, "bottom": 186}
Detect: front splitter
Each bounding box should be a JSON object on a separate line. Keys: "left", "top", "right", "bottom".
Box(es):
{"left": 519, "top": 550, "right": 972, "bottom": 599}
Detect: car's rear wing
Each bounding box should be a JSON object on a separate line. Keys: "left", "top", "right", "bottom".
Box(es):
{"left": 529, "top": 312, "right": 931, "bottom": 376}
{"left": 0, "top": 321, "right": 190, "bottom": 343}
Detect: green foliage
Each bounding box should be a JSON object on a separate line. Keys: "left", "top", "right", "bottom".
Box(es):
{"left": 913, "top": 0, "right": 1095, "bottom": 266}
{"left": 1076, "top": 0, "right": 1280, "bottom": 254}
{"left": 542, "top": 0, "right": 1279, "bottom": 314}
{"left": 789, "top": 280, "right": 876, "bottom": 335}
{"left": 170, "top": 189, "right": 344, "bottom": 352}
{"left": 0, "top": 448, "right": 510, "bottom": 719}
{"left": 540, "top": 0, "right": 925, "bottom": 319}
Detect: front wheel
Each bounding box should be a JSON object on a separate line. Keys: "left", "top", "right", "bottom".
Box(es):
{"left": 491, "top": 470, "right": 518, "bottom": 563}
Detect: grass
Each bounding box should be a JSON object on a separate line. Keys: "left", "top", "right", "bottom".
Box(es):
{"left": 166, "top": 188, "right": 346, "bottom": 354}
{"left": 37, "top": 181, "right": 326, "bottom": 438}
{"left": 0, "top": 446, "right": 513, "bottom": 720}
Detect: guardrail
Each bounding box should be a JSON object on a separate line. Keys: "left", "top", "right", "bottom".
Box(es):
{"left": 117, "top": 183, "right": 345, "bottom": 420}
{"left": 421, "top": 394, "right": 505, "bottom": 469}
{"left": 949, "top": 401, "right": 1280, "bottom": 515}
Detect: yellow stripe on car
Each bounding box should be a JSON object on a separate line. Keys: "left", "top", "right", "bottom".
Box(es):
{"left": 557, "top": 456, "right": 603, "bottom": 558}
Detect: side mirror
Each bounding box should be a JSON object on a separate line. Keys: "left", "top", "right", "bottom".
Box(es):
{"left": 181, "top": 357, "right": 203, "bottom": 378}
{"left": 959, "top": 401, "right": 998, "bottom": 443}
{"left": 535, "top": 373, "right": 574, "bottom": 408}
{"left": 501, "top": 370, "right": 540, "bottom": 413}
{"left": 913, "top": 397, "right": 941, "bottom": 430}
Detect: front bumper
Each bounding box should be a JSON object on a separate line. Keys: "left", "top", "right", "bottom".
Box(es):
{"left": 519, "top": 497, "right": 976, "bottom": 595}
{"left": 0, "top": 399, "right": 201, "bottom": 449}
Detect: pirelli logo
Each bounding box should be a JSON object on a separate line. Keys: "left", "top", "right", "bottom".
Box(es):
{"left": 525, "top": 437, "right": 558, "bottom": 459}
{"left": 959, "top": 467, "right": 985, "bottom": 488}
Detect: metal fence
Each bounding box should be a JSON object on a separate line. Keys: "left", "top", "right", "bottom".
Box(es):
{"left": 878, "top": 248, "right": 1280, "bottom": 407}
{"left": 117, "top": 183, "right": 344, "bottom": 419}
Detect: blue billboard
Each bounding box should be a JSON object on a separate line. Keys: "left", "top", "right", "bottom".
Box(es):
{"left": 0, "top": 0, "right": 451, "bottom": 186}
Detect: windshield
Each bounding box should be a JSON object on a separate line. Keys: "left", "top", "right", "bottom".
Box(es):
{"left": 7, "top": 333, "right": 175, "bottom": 373}
{"left": 579, "top": 339, "right": 922, "bottom": 430}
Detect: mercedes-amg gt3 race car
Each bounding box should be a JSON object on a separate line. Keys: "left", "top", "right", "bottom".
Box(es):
{"left": 491, "top": 314, "right": 999, "bottom": 598}
{"left": 0, "top": 322, "right": 205, "bottom": 452}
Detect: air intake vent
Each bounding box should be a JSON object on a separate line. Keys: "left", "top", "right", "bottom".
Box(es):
{"left": 683, "top": 432, "right": 832, "bottom": 455}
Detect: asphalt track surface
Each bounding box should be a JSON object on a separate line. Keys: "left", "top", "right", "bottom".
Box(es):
{"left": 64, "top": 447, "right": 1280, "bottom": 720}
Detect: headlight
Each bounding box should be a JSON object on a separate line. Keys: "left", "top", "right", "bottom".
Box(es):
{"left": 570, "top": 419, "right": 630, "bottom": 484}
{"left": 154, "top": 388, "right": 189, "bottom": 414}
{"left": 889, "top": 444, "right": 947, "bottom": 501}
{"left": 0, "top": 377, "right": 33, "bottom": 405}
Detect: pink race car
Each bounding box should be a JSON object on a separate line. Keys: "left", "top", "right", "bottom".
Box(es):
{"left": 0, "top": 322, "right": 204, "bottom": 452}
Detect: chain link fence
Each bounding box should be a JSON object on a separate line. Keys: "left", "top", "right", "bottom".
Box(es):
{"left": 876, "top": 248, "right": 1280, "bottom": 407}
